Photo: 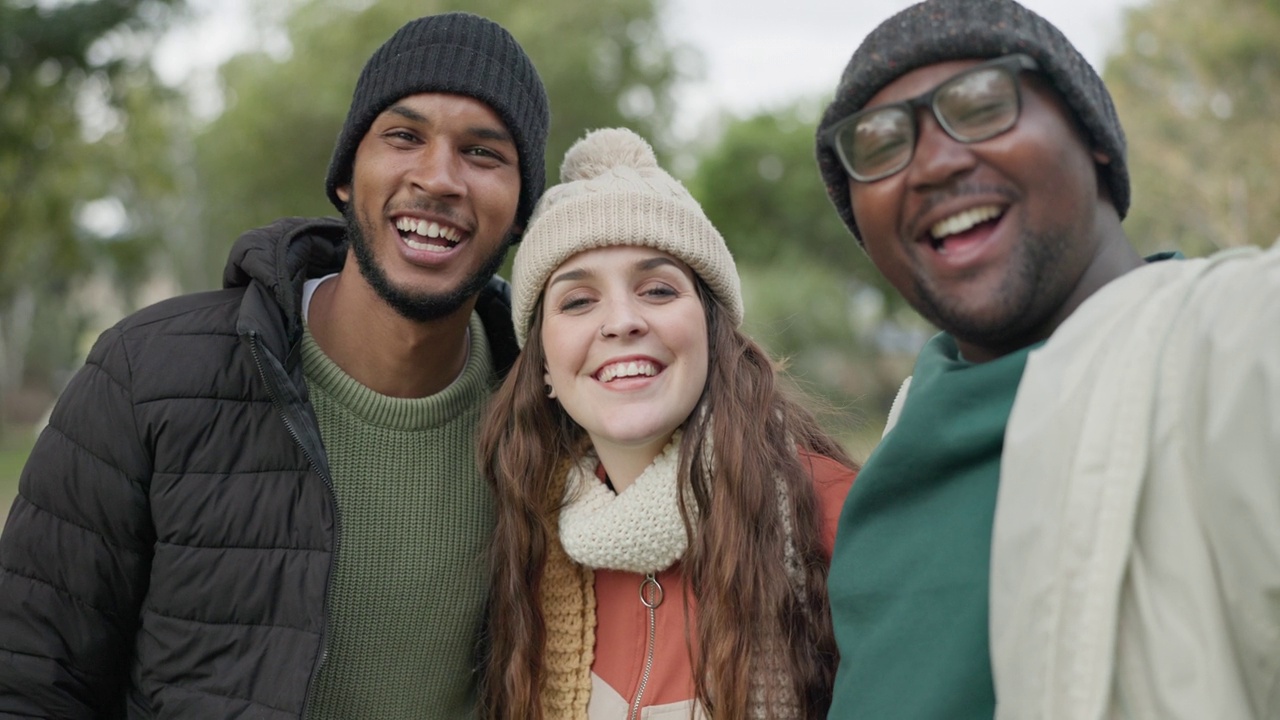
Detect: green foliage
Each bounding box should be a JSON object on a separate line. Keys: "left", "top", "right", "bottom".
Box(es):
{"left": 686, "top": 99, "right": 924, "bottom": 324}
{"left": 1106, "top": 0, "right": 1280, "bottom": 255}
{"left": 688, "top": 101, "right": 853, "bottom": 270}
{"left": 687, "top": 99, "right": 931, "bottom": 413}
{"left": 188, "top": 0, "right": 690, "bottom": 288}
{"left": 0, "top": 0, "right": 187, "bottom": 423}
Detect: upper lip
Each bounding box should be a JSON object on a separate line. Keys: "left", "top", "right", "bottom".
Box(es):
{"left": 592, "top": 355, "right": 665, "bottom": 382}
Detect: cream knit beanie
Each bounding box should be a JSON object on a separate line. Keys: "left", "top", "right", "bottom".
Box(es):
{"left": 511, "top": 127, "right": 743, "bottom": 347}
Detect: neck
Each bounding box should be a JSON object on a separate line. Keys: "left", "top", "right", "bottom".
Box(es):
{"left": 593, "top": 434, "right": 675, "bottom": 494}
{"left": 959, "top": 218, "right": 1142, "bottom": 363}
{"left": 307, "top": 265, "right": 476, "bottom": 399}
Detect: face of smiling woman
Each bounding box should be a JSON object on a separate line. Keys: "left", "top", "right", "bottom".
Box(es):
{"left": 540, "top": 246, "right": 709, "bottom": 479}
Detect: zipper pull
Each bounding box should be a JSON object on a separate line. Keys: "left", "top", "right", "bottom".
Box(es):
{"left": 639, "top": 573, "right": 664, "bottom": 609}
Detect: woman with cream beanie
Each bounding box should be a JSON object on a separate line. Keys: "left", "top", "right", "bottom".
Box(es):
{"left": 478, "top": 127, "right": 856, "bottom": 719}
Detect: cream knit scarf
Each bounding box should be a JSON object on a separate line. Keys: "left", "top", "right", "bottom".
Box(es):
{"left": 559, "top": 432, "right": 690, "bottom": 573}
{"left": 539, "top": 431, "right": 804, "bottom": 719}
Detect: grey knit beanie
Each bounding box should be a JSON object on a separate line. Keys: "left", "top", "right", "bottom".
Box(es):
{"left": 815, "top": 0, "right": 1129, "bottom": 241}
{"left": 325, "top": 12, "right": 550, "bottom": 233}
{"left": 511, "top": 128, "right": 743, "bottom": 347}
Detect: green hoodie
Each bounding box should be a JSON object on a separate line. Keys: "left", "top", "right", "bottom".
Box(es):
{"left": 826, "top": 332, "right": 1041, "bottom": 719}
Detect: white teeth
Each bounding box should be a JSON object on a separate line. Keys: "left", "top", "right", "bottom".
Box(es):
{"left": 930, "top": 205, "right": 1002, "bottom": 241}
{"left": 597, "top": 360, "right": 659, "bottom": 382}
{"left": 394, "top": 217, "right": 461, "bottom": 244}
{"left": 404, "top": 235, "right": 451, "bottom": 253}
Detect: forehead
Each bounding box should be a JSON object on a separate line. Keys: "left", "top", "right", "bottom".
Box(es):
{"left": 375, "top": 92, "right": 512, "bottom": 136}
{"left": 861, "top": 58, "right": 991, "bottom": 110}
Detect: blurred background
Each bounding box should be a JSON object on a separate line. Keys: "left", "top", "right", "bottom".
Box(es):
{"left": 3, "top": 0, "right": 1279, "bottom": 523}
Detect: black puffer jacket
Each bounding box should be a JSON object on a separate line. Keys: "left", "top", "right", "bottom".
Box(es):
{"left": 0, "top": 217, "right": 518, "bottom": 718}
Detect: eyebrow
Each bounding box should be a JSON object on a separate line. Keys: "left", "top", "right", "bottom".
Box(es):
{"left": 546, "top": 255, "right": 681, "bottom": 289}
{"left": 382, "top": 104, "right": 514, "bottom": 145}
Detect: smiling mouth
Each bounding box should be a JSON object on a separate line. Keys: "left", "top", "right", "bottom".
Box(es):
{"left": 395, "top": 217, "right": 462, "bottom": 253}
{"left": 927, "top": 205, "right": 1003, "bottom": 252}
{"left": 595, "top": 359, "right": 661, "bottom": 383}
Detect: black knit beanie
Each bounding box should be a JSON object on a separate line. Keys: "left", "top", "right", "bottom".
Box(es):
{"left": 815, "top": 0, "right": 1129, "bottom": 242}
{"left": 325, "top": 12, "right": 550, "bottom": 234}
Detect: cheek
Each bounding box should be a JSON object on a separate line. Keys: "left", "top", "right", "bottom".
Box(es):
{"left": 476, "top": 171, "right": 522, "bottom": 218}
{"left": 540, "top": 317, "right": 585, "bottom": 383}
{"left": 850, "top": 183, "right": 903, "bottom": 253}
{"left": 683, "top": 317, "right": 711, "bottom": 392}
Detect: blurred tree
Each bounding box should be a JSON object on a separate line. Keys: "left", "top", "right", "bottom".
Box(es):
{"left": 689, "top": 100, "right": 930, "bottom": 418}
{"left": 187, "top": 0, "right": 690, "bottom": 288}
{"left": 1106, "top": 0, "right": 1280, "bottom": 256}
{"left": 688, "top": 99, "right": 925, "bottom": 319}
{"left": 0, "top": 0, "right": 187, "bottom": 433}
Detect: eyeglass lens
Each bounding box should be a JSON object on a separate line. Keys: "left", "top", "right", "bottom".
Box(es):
{"left": 839, "top": 64, "right": 1021, "bottom": 181}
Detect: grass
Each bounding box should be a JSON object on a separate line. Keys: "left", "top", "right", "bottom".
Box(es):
{"left": 0, "top": 428, "right": 36, "bottom": 529}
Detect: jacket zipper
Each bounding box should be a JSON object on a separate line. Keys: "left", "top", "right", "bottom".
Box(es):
{"left": 247, "top": 332, "right": 342, "bottom": 716}
{"left": 630, "top": 573, "right": 665, "bottom": 720}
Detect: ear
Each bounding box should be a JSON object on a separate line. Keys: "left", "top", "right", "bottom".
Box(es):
{"left": 1092, "top": 150, "right": 1112, "bottom": 166}
{"left": 336, "top": 185, "right": 352, "bottom": 203}
{"left": 544, "top": 371, "right": 557, "bottom": 399}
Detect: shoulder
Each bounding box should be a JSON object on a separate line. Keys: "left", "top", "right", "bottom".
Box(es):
{"left": 798, "top": 449, "right": 857, "bottom": 552}
{"left": 476, "top": 275, "right": 518, "bottom": 377}
{"left": 797, "top": 449, "right": 857, "bottom": 486}
{"left": 79, "top": 288, "right": 254, "bottom": 399}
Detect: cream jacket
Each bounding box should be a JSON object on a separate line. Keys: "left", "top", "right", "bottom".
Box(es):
{"left": 991, "top": 242, "right": 1280, "bottom": 719}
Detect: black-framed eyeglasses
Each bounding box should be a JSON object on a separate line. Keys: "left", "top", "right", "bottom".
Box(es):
{"left": 823, "top": 54, "right": 1040, "bottom": 183}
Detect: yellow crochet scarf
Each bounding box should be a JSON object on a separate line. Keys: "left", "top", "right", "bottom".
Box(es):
{"left": 538, "top": 463, "right": 595, "bottom": 717}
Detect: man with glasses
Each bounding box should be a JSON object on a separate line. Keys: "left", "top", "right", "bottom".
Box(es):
{"left": 815, "top": 0, "right": 1280, "bottom": 718}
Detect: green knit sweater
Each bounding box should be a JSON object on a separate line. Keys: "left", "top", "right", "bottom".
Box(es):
{"left": 302, "top": 313, "right": 496, "bottom": 720}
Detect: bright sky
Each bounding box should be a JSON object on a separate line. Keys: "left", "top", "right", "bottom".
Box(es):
{"left": 154, "top": 0, "right": 1149, "bottom": 135}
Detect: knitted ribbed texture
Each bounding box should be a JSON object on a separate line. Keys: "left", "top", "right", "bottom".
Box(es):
{"left": 302, "top": 313, "right": 497, "bottom": 720}
{"left": 815, "top": 0, "right": 1129, "bottom": 242}
{"left": 539, "top": 462, "right": 596, "bottom": 718}
{"left": 324, "top": 12, "right": 549, "bottom": 230}
{"left": 511, "top": 127, "right": 742, "bottom": 346}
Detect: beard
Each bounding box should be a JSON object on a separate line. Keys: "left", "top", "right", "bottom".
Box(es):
{"left": 911, "top": 225, "right": 1071, "bottom": 352}
{"left": 343, "top": 201, "right": 514, "bottom": 323}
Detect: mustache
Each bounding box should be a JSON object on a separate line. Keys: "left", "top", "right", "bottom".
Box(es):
{"left": 387, "top": 200, "right": 468, "bottom": 228}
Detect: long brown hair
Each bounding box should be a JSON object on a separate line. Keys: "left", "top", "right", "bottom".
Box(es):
{"left": 478, "top": 279, "right": 854, "bottom": 719}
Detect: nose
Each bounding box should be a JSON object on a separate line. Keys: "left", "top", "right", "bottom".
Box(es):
{"left": 904, "top": 112, "right": 976, "bottom": 189}
{"left": 407, "top": 141, "right": 466, "bottom": 198}
{"left": 598, "top": 297, "right": 648, "bottom": 339}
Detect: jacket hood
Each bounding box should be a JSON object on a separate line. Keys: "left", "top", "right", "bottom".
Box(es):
{"left": 223, "top": 216, "right": 348, "bottom": 317}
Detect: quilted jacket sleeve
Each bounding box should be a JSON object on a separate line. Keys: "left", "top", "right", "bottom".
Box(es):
{"left": 0, "top": 326, "right": 155, "bottom": 718}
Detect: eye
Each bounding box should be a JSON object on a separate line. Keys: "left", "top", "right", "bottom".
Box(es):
{"left": 556, "top": 293, "right": 594, "bottom": 313}
{"left": 640, "top": 282, "right": 678, "bottom": 300}
{"left": 383, "top": 129, "right": 421, "bottom": 147}
{"left": 464, "top": 145, "right": 511, "bottom": 167}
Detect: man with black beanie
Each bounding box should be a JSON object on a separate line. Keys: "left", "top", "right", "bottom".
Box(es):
{"left": 815, "top": 0, "right": 1280, "bottom": 718}
{"left": 0, "top": 13, "right": 549, "bottom": 718}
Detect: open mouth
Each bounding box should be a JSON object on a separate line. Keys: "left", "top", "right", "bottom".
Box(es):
{"left": 395, "top": 217, "right": 462, "bottom": 253}
{"left": 595, "top": 359, "right": 662, "bottom": 383}
{"left": 925, "top": 205, "right": 1004, "bottom": 253}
